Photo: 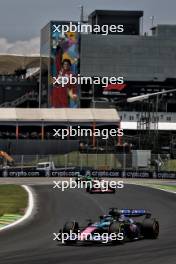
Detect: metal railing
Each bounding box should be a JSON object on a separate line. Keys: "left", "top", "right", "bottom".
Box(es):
{"left": 0, "top": 91, "right": 37, "bottom": 107}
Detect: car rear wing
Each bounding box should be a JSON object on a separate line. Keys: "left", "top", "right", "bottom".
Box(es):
{"left": 119, "top": 209, "right": 151, "bottom": 217}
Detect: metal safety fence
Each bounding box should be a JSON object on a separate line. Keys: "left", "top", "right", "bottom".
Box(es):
{"left": 0, "top": 152, "right": 176, "bottom": 171}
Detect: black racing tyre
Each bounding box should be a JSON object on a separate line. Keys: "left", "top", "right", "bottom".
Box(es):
{"left": 109, "top": 221, "right": 125, "bottom": 244}
{"left": 110, "top": 188, "right": 116, "bottom": 194}
{"left": 75, "top": 178, "right": 79, "bottom": 184}
{"left": 88, "top": 188, "right": 93, "bottom": 193}
{"left": 55, "top": 229, "right": 62, "bottom": 241}
{"left": 86, "top": 185, "right": 90, "bottom": 192}
{"left": 63, "top": 221, "right": 79, "bottom": 244}
{"left": 63, "top": 221, "right": 79, "bottom": 232}
{"left": 141, "top": 219, "right": 159, "bottom": 239}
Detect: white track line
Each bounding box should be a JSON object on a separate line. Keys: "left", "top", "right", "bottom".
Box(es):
{"left": 152, "top": 187, "right": 176, "bottom": 194}
{"left": 0, "top": 185, "right": 34, "bottom": 232}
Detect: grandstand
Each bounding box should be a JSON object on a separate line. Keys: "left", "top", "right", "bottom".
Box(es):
{"left": 0, "top": 54, "right": 39, "bottom": 107}
{"left": 0, "top": 108, "right": 121, "bottom": 155}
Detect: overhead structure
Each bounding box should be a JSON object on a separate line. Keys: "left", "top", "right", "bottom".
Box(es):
{"left": 0, "top": 108, "right": 121, "bottom": 154}
{"left": 0, "top": 108, "right": 120, "bottom": 124}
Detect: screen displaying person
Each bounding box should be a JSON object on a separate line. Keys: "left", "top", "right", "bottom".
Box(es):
{"left": 51, "top": 46, "right": 78, "bottom": 108}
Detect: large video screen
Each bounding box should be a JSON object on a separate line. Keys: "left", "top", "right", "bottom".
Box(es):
{"left": 50, "top": 22, "right": 79, "bottom": 108}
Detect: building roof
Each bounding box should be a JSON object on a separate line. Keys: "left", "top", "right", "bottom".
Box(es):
{"left": 88, "top": 10, "right": 143, "bottom": 18}
{"left": 0, "top": 54, "right": 40, "bottom": 74}
{"left": 0, "top": 108, "right": 120, "bottom": 123}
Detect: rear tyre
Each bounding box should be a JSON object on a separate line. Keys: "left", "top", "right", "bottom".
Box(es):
{"left": 88, "top": 187, "right": 93, "bottom": 193}
{"left": 86, "top": 185, "right": 90, "bottom": 192}
{"left": 141, "top": 219, "right": 159, "bottom": 239}
{"left": 110, "top": 188, "right": 116, "bottom": 194}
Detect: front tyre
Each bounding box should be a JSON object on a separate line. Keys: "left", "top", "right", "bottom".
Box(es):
{"left": 63, "top": 221, "right": 79, "bottom": 244}
{"left": 109, "top": 222, "right": 125, "bottom": 244}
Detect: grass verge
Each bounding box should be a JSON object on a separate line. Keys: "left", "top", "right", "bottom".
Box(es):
{"left": 151, "top": 184, "right": 176, "bottom": 192}
{"left": 0, "top": 185, "right": 28, "bottom": 216}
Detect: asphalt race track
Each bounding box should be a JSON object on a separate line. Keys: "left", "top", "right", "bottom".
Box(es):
{"left": 0, "top": 185, "right": 176, "bottom": 264}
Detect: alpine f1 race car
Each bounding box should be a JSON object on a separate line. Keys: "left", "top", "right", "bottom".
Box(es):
{"left": 57, "top": 208, "right": 159, "bottom": 245}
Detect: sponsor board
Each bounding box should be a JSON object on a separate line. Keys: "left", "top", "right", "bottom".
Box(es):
{"left": 0, "top": 169, "right": 176, "bottom": 178}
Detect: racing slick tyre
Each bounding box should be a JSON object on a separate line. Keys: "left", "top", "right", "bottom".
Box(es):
{"left": 88, "top": 187, "right": 93, "bottom": 193}
{"left": 86, "top": 185, "right": 90, "bottom": 192}
{"left": 63, "top": 221, "right": 79, "bottom": 244}
{"left": 75, "top": 178, "right": 79, "bottom": 184}
{"left": 109, "top": 222, "right": 125, "bottom": 244}
{"left": 141, "top": 219, "right": 159, "bottom": 239}
{"left": 109, "top": 187, "right": 116, "bottom": 194}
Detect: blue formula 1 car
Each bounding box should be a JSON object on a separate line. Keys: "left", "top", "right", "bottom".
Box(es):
{"left": 58, "top": 208, "right": 159, "bottom": 245}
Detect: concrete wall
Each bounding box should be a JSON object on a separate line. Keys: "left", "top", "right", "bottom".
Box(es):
{"left": 80, "top": 28, "right": 176, "bottom": 81}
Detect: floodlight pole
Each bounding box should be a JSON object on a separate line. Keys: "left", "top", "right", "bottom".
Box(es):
{"left": 127, "top": 89, "right": 176, "bottom": 103}
{"left": 39, "top": 56, "right": 42, "bottom": 108}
